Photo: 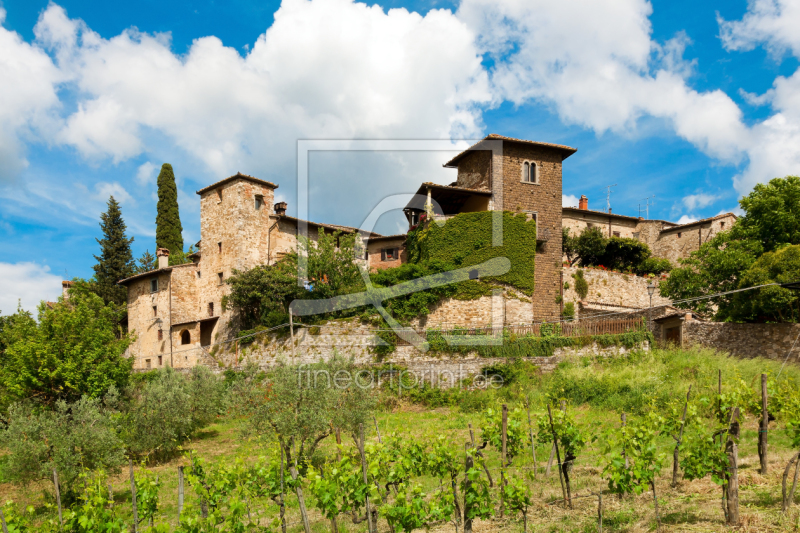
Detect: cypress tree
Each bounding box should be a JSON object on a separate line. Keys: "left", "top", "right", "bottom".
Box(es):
{"left": 155, "top": 163, "right": 184, "bottom": 256}
{"left": 93, "top": 196, "right": 135, "bottom": 306}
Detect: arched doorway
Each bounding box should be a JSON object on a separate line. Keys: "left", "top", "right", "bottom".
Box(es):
{"left": 180, "top": 329, "right": 191, "bottom": 345}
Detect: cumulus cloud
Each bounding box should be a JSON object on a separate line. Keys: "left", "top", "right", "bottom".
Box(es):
{"left": 136, "top": 162, "right": 157, "bottom": 186}
{"left": 562, "top": 194, "right": 579, "bottom": 207}
{"left": 676, "top": 215, "right": 698, "bottom": 224}
{"left": 682, "top": 193, "right": 719, "bottom": 211}
{"left": 718, "top": 0, "right": 800, "bottom": 58}
{"left": 0, "top": 262, "right": 63, "bottom": 314}
{"left": 93, "top": 182, "right": 135, "bottom": 205}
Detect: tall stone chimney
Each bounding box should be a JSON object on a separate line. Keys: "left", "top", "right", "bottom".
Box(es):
{"left": 274, "top": 202, "right": 287, "bottom": 216}
{"left": 579, "top": 195, "right": 588, "bottom": 210}
{"left": 156, "top": 248, "right": 170, "bottom": 269}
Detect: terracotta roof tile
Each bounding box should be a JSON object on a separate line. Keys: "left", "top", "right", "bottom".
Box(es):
{"left": 196, "top": 172, "right": 278, "bottom": 195}
{"left": 443, "top": 134, "right": 577, "bottom": 168}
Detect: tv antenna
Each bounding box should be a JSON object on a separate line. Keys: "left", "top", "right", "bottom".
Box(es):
{"left": 602, "top": 184, "right": 617, "bottom": 213}
{"left": 639, "top": 195, "right": 656, "bottom": 219}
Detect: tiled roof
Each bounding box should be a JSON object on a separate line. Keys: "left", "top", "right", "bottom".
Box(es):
{"left": 117, "top": 262, "right": 197, "bottom": 285}
{"left": 278, "top": 215, "right": 381, "bottom": 237}
{"left": 196, "top": 172, "right": 278, "bottom": 195}
{"left": 562, "top": 206, "right": 675, "bottom": 226}
{"left": 443, "top": 134, "right": 578, "bottom": 168}
{"left": 659, "top": 213, "right": 737, "bottom": 233}
{"left": 366, "top": 234, "right": 407, "bottom": 242}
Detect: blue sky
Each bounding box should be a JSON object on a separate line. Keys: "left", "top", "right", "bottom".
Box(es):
{"left": 1, "top": 0, "right": 800, "bottom": 312}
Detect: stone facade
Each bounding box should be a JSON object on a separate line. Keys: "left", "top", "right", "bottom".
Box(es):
{"left": 562, "top": 205, "right": 737, "bottom": 266}
{"left": 561, "top": 266, "right": 672, "bottom": 318}
{"left": 415, "top": 286, "right": 532, "bottom": 329}
{"left": 366, "top": 235, "right": 406, "bottom": 271}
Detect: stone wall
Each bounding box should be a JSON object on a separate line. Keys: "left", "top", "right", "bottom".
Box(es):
{"left": 456, "top": 150, "right": 492, "bottom": 190}
{"left": 414, "top": 286, "right": 532, "bottom": 329}
{"left": 185, "top": 319, "right": 649, "bottom": 386}
{"left": 653, "top": 215, "right": 735, "bottom": 265}
{"left": 683, "top": 321, "right": 800, "bottom": 362}
{"left": 562, "top": 266, "right": 671, "bottom": 316}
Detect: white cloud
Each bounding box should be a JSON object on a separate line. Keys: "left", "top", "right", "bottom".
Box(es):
{"left": 0, "top": 7, "right": 63, "bottom": 181}
{"left": 0, "top": 262, "right": 63, "bottom": 314}
{"left": 136, "top": 162, "right": 157, "bottom": 186}
{"left": 93, "top": 182, "right": 135, "bottom": 205}
{"left": 562, "top": 194, "right": 579, "bottom": 207}
{"left": 682, "top": 193, "right": 719, "bottom": 211}
{"left": 26, "top": 1, "right": 489, "bottom": 179}
{"left": 718, "top": 0, "right": 800, "bottom": 58}
{"left": 676, "top": 215, "right": 697, "bottom": 224}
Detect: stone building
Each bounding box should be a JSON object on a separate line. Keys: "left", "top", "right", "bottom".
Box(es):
{"left": 118, "top": 135, "right": 737, "bottom": 367}
{"left": 562, "top": 195, "right": 736, "bottom": 265}
{"left": 119, "top": 172, "right": 375, "bottom": 370}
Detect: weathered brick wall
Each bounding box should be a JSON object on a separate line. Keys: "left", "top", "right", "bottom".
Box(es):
{"left": 562, "top": 266, "right": 671, "bottom": 315}
{"left": 494, "top": 143, "right": 564, "bottom": 321}
{"left": 683, "top": 321, "right": 800, "bottom": 362}
{"left": 456, "top": 150, "right": 492, "bottom": 190}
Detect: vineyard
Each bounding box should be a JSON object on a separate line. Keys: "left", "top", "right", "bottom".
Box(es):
{"left": 3, "top": 346, "right": 800, "bottom": 532}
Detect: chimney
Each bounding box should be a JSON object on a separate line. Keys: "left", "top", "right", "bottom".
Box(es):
{"left": 684, "top": 312, "right": 693, "bottom": 322}
{"left": 274, "top": 202, "right": 287, "bottom": 216}
{"left": 61, "top": 280, "right": 73, "bottom": 300}
{"left": 156, "top": 248, "right": 170, "bottom": 269}
{"left": 579, "top": 195, "right": 588, "bottom": 210}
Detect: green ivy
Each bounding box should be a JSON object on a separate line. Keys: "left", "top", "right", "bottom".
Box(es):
{"left": 407, "top": 211, "right": 537, "bottom": 294}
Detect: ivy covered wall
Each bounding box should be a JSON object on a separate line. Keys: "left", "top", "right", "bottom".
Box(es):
{"left": 407, "top": 211, "right": 538, "bottom": 294}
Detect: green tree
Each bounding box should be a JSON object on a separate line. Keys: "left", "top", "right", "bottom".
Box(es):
{"left": 134, "top": 249, "right": 156, "bottom": 273}
{"left": 155, "top": 163, "right": 184, "bottom": 256}
{"left": 574, "top": 226, "right": 607, "bottom": 266}
{"left": 728, "top": 244, "right": 800, "bottom": 323}
{"left": 738, "top": 176, "right": 800, "bottom": 253}
{"left": 92, "top": 196, "right": 135, "bottom": 306}
{"left": 562, "top": 227, "right": 579, "bottom": 266}
{"left": 0, "top": 289, "right": 133, "bottom": 406}
{"left": 0, "top": 394, "right": 125, "bottom": 492}
{"left": 660, "top": 231, "right": 763, "bottom": 319}
{"left": 602, "top": 236, "right": 651, "bottom": 271}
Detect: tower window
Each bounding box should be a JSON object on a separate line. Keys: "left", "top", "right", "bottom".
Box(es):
{"left": 152, "top": 306, "right": 157, "bottom": 317}
{"left": 677, "top": 232, "right": 682, "bottom": 238}
{"left": 255, "top": 195, "right": 263, "bottom": 210}
{"left": 218, "top": 272, "right": 224, "bottom": 285}
{"left": 218, "top": 242, "right": 222, "bottom": 254}
{"left": 720, "top": 221, "right": 726, "bottom": 229}
{"left": 158, "top": 356, "right": 163, "bottom": 366}
{"left": 522, "top": 161, "right": 538, "bottom": 183}
{"left": 208, "top": 302, "right": 215, "bottom": 317}
{"left": 158, "top": 329, "right": 163, "bottom": 341}
{"left": 150, "top": 278, "right": 158, "bottom": 292}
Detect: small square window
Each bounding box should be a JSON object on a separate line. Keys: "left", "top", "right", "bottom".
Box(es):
{"left": 613, "top": 231, "right": 620, "bottom": 237}
{"left": 150, "top": 278, "right": 158, "bottom": 292}
{"left": 382, "top": 248, "right": 397, "bottom": 261}
{"left": 720, "top": 221, "right": 726, "bottom": 229}
{"left": 145, "top": 359, "right": 151, "bottom": 369}
{"left": 153, "top": 306, "right": 157, "bottom": 317}
{"left": 158, "top": 329, "right": 163, "bottom": 341}
{"left": 678, "top": 232, "right": 682, "bottom": 238}
{"left": 632, "top": 232, "right": 640, "bottom": 240}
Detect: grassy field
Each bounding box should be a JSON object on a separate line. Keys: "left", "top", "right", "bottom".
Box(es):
{"left": 3, "top": 346, "right": 800, "bottom": 532}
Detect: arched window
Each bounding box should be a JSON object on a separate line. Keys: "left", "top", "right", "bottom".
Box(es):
{"left": 181, "top": 329, "right": 191, "bottom": 345}
{"left": 523, "top": 162, "right": 530, "bottom": 182}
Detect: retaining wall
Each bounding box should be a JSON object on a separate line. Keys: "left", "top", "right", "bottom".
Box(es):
{"left": 683, "top": 321, "right": 800, "bottom": 362}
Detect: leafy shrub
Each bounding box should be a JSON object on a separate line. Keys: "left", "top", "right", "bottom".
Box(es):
{"left": 562, "top": 301, "right": 575, "bottom": 319}
{"left": 572, "top": 270, "right": 589, "bottom": 300}
{"left": 122, "top": 366, "right": 224, "bottom": 460}
{"left": 0, "top": 395, "right": 125, "bottom": 493}
{"left": 636, "top": 257, "right": 672, "bottom": 276}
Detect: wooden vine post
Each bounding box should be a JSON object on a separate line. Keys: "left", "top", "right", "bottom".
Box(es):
{"left": 547, "top": 404, "right": 570, "bottom": 508}
{"left": 53, "top": 468, "right": 63, "bottom": 530}
{"left": 526, "top": 401, "right": 537, "bottom": 478}
{"left": 178, "top": 466, "right": 185, "bottom": 520}
{"left": 359, "top": 424, "right": 376, "bottom": 533}
{"left": 0, "top": 507, "right": 9, "bottom": 533}
{"left": 725, "top": 407, "right": 740, "bottom": 526}
{"left": 289, "top": 454, "right": 312, "bottom": 533}
{"left": 129, "top": 461, "right": 138, "bottom": 533}
{"left": 782, "top": 452, "right": 800, "bottom": 512}
{"left": 759, "top": 374, "right": 769, "bottom": 475}
{"left": 500, "top": 404, "right": 508, "bottom": 517}
{"left": 672, "top": 385, "right": 692, "bottom": 487}
{"left": 279, "top": 446, "right": 287, "bottom": 533}
{"left": 464, "top": 444, "right": 474, "bottom": 533}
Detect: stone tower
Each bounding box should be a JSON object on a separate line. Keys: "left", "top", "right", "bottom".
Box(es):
{"left": 444, "top": 134, "right": 577, "bottom": 321}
